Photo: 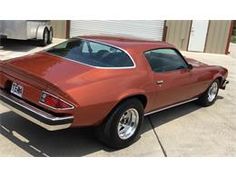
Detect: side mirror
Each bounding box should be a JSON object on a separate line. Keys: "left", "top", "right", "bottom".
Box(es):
{"left": 188, "top": 64, "right": 193, "bottom": 70}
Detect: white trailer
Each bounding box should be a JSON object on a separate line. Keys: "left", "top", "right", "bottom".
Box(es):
{"left": 0, "top": 20, "right": 53, "bottom": 46}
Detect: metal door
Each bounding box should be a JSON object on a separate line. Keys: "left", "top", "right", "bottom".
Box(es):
{"left": 188, "top": 20, "right": 209, "bottom": 52}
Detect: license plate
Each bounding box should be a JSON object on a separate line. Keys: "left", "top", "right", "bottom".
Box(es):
{"left": 10, "top": 82, "right": 24, "bottom": 97}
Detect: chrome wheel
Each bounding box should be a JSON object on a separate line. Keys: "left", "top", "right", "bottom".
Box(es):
{"left": 117, "top": 108, "right": 139, "bottom": 140}
{"left": 208, "top": 81, "right": 218, "bottom": 102}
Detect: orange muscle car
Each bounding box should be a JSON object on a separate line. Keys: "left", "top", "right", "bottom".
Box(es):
{"left": 0, "top": 36, "right": 229, "bottom": 148}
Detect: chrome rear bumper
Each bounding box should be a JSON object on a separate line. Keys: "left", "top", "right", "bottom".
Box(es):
{"left": 0, "top": 89, "right": 73, "bottom": 131}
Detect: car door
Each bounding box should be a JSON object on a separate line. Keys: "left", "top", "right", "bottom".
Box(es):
{"left": 144, "top": 48, "right": 199, "bottom": 109}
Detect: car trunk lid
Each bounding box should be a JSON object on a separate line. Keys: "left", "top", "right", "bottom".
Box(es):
{"left": 1, "top": 52, "right": 98, "bottom": 107}
{"left": 3, "top": 52, "right": 96, "bottom": 90}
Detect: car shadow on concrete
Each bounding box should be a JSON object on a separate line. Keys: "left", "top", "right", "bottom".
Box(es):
{"left": 147, "top": 102, "right": 201, "bottom": 127}
{"left": 0, "top": 96, "right": 223, "bottom": 157}
{"left": 148, "top": 96, "right": 223, "bottom": 127}
{"left": 0, "top": 111, "right": 110, "bottom": 157}
{"left": 0, "top": 39, "right": 40, "bottom": 52}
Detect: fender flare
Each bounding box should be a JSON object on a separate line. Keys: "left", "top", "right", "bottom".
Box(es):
{"left": 213, "top": 74, "right": 224, "bottom": 86}
{"left": 115, "top": 89, "right": 148, "bottom": 109}
{"left": 118, "top": 88, "right": 146, "bottom": 99}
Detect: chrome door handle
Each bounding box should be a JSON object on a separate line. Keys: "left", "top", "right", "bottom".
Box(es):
{"left": 156, "top": 80, "right": 164, "bottom": 84}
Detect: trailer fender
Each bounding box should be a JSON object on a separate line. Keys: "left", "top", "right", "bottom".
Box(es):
{"left": 36, "top": 25, "right": 51, "bottom": 40}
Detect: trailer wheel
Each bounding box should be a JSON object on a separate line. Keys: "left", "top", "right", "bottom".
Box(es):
{"left": 0, "top": 35, "right": 7, "bottom": 47}
{"left": 40, "top": 28, "right": 49, "bottom": 46}
{"left": 48, "top": 27, "right": 53, "bottom": 44}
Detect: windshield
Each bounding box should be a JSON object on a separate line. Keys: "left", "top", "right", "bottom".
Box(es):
{"left": 46, "top": 39, "right": 134, "bottom": 68}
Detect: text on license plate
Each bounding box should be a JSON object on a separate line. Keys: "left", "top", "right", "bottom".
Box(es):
{"left": 10, "top": 82, "right": 24, "bottom": 97}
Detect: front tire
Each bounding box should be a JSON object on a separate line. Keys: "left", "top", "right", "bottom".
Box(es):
{"left": 96, "top": 98, "right": 144, "bottom": 149}
{"left": 197, "top": 79, "right": 220, "bottom": 107}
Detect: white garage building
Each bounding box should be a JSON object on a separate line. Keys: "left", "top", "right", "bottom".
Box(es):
{"left": 69, "top": 20, "right": 165, "bottom": 41}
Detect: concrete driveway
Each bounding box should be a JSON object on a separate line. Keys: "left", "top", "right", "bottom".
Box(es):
{"left": 0, "top": 39, "right": 235, "bottom": 156}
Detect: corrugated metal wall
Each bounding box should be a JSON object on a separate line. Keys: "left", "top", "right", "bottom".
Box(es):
{"left": 50, "top": 20, "right": 67, "bottom": 39}
{"left": 165, "top": 20, "right": 192, "bottom": 50}
{"left": 204, "top": 20, "right": 231, "bottom": 54}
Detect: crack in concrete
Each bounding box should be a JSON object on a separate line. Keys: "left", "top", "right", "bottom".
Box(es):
{"left": 147, "top": 116, "right": 167, "bottom": 157}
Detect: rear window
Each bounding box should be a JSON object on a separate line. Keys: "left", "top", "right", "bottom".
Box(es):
{"left": 46, "top": 39, "right": 134, "bottom": 68}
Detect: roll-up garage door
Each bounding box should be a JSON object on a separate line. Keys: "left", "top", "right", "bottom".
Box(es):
{"left": 70, "top": 20, "right": 165, "bottom": 41}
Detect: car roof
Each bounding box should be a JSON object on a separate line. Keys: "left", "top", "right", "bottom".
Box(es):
{"left": 75, "top": 35, "right": 175, "bottom": 52}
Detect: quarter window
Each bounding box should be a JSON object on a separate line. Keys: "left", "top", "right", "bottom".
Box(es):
{"left": 144, "top": 48, "right": 188, "bottom": 72}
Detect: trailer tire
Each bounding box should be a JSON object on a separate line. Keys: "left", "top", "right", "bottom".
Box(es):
{"left": 48, "top": 27, "right": 53, "bottom": 44}
{"left": 0, "top": 35, "right": 7, "bottom": 47}
{"left": 39, "top": 28, "right": 49, "bottom": 46}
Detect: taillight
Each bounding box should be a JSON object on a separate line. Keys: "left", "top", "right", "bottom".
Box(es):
{"left": 39, "top": 91, "right": 74, "bottom": 110}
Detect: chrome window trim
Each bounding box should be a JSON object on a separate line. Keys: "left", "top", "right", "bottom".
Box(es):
{"left": 144, "top": 97, "right": 198, "bottom": 116}
{"left": 45, "top": 38, "right": 136, "bottom": 70}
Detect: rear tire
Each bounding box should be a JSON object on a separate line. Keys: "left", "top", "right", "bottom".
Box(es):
{"left": 196, "top": 79, "right": 220, "bottom": 107}
{"left": 95, "top": 98, "right": 144, "bottom": 149}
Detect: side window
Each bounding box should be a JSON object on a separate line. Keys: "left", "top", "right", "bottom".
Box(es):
{"left": 144, "top": 48, "right": 188, "bottom": 72}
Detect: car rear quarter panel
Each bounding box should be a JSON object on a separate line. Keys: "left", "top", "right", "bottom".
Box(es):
{"left": 70, "top": 61, "right": 152, "bottom": 127}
